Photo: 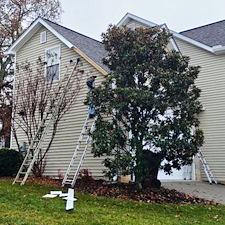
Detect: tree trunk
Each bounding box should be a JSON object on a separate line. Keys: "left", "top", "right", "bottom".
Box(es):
{"left": 136, "top": 151, "right": 163, "bottom": 189}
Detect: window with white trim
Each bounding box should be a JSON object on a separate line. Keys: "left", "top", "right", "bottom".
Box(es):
{"left": 45, "top": 45, "right": 60, "bottom": 82}
{"left": 40, "top": 31, "right": 47, "bottom": 43}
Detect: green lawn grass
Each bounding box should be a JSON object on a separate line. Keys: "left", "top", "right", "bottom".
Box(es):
{"left": 0, "top": 180, "right": 225, "bottom": 225}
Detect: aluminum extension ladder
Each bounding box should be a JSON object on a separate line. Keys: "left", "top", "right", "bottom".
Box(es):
{"left": 62, "top": 115, "right": 96, "bottom": 187}
{"left": 13, "top": 58, "right": 81, "bottom": 185}
{"left": 197, "top": 150, "right": 217, "bottom": 184}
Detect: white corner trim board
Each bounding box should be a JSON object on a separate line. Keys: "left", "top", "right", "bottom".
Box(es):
{"left": 42, "top": 194, "right": 58, "bottom": 198}
{"left": 63, "top": 188, "right": 77, "bottom": 211}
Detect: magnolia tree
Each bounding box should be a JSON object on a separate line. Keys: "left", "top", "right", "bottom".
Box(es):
{"left": 12, "top": 58, "right": 84, "bottom": 176}
{"left": 88, "top": 25, "right": 204, "bottom": 189}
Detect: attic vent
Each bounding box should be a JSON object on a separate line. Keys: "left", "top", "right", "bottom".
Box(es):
{"left": 40, "top": 31, "right": 47, "bottom": 43}
{"left": 127, "top": 22, "right": 136, "bottom": 30}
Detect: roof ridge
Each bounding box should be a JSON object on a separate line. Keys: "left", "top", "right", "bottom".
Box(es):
{"left": 180, "top": 19, "right": 225, "bottom": 33}
{"left": 42, "top": 18, "right": 103, "bottom": 44}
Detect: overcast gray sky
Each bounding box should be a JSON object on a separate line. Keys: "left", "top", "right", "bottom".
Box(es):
{"left": 60, "top": 0, "right": 225, "bottom": 41}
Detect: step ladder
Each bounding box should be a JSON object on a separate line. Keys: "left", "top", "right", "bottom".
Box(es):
{"left": 13, "top": 58, "right": 81, "bottom": 185}
{"left": 197, "top": 150, "right": 217, "bottom": 184}
{"left": 62, "top": 115, "right": 96, "bottom": 187}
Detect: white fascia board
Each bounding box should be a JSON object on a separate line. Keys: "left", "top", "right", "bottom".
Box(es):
{"left": 118, "top": 13, "right": 217, "bottom": 54}
{"left": 171, "top": 30, "right": 214, "bottom": 54}
{"left": 117, "top": 13, "right": 157, "bottom": 28}
{"left": 6, "top": 18, "right": 74, "bottom": 55}
{"left": 169, "top": 37, "right": 180, "bottom": 52}
{"left": 40, "top": 19, "right": 74, "bottom": 48}
{"left": 158, "top": 24, "right": 180, "bottom": 52}
{"left": 5, "top": 19, "right": 42, "bottom": 55}
{"left": 117, "top": 13, "right": 180, "bottom": 52}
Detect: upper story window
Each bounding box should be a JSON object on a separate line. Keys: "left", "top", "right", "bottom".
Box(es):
{"left": 45, "top": 45, "right": 60, "bottom": 82}
{"left": 40, "top": 31, "right": 47, "bottom": 43}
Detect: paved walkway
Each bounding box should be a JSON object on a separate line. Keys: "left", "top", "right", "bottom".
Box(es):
{"left": 161, "top": 181, "right": 225, "bottom": 204}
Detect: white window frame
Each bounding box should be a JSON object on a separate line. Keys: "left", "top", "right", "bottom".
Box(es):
{"left": 45, "top": 45, "right": 61, "bottom": 82}
{"left": 40, "top": 31, "right": 47, "bottom": 44}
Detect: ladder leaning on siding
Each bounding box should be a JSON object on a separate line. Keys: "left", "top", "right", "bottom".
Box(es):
{"left": 62, "top": 115, "right": 96, "bottom": 187}
{"left": 197, "top": 150, "right": 217, "bottom": 184}
{"left": 13, "top": 58, "right": 81, "bottom": 185}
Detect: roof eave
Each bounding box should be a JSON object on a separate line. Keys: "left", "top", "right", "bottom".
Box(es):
{"left": 117, "top": 13, "right": 180, "bottom": 53}
{"left": 5, "top": 17, "right": 109, "bottom": 76}
{"left": 6, "top": 18, "right": 74, "bottom": 55}
{"left": 118, "top": 13, "right": 218, "bottom": 55}
{"left": 171, "top": 31, "right": 214, "bottom": 54}
{"left": 72, "top": 46, "right": 108, "bottom": 76}
{"left": 117, "top": 13, "right": 157, "bottom": 27}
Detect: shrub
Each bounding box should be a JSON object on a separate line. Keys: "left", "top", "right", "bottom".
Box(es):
{"left": 0, "top": 148, "right": 23, "bottom": 177}
{"left": 78, "top": 168, "right": 95, "bottom": 184}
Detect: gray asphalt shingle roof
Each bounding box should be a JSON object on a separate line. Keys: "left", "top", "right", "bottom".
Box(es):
{"left": 43, "top": 19, "right": 110, "bottom": 73}
{"left": 180, "top": 20, "right": 225, "bottom": 47}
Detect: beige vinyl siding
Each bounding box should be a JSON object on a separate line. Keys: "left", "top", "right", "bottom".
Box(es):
{"left": 121, "top": 17, "right": 225, "bottom": 181}
{"left": 13, "top": 25, "right": 107, "bottom": 178}
{"left": 175, "top": 38, "right": 225, "bottom": 182}
{"left": 126, "top": 19, "right": 147, "bottom": 29}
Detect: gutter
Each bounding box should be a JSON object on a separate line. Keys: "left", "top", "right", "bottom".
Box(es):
{"left": 169, "top": 31, "right": 225, "bottom": 55}
{"left": 212, "top": 45, "right": 225, "bottom": 55}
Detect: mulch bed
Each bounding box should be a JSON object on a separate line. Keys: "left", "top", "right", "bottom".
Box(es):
{"left": 2, "top": 177, "right": 217, "bottom": 205}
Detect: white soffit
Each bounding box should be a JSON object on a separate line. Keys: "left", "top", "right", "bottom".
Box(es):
{"left": 6, "top": 18, "right": 74, "bottom": 55}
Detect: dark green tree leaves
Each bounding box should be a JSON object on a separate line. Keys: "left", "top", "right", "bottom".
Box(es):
{"left": 87, "top": 25, "right": 204, "bottom": 188}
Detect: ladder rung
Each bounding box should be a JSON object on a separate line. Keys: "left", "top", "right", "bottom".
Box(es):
{"left": 14, "top": 60, "right": 82, "bottom": 186}
{"left": 14, "top": 180, "right": 23, "bottom": 183}
{"left": 19, "top": 172, "right": 27, "bottom": 175}
{"left": 62, "top": 115, "right": 96, "bottom": 187}
{"left": 197, "top": 151, "right": 216, "bottom": 184}
{"left": 26, "top": 157, "right": 33, "bottom": 160}
{"left": 64, "top": 181, "right": 73, "bottom": 184}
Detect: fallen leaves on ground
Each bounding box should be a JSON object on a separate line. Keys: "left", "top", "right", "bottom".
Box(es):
{"left": 2, "top": 177, "right": 217, "bottom": 205}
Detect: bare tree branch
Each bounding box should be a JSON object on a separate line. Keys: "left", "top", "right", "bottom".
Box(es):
{"left": 0, "top": 0, "right": 63, "bottom": 105}
{"left": 12, "top": 58, "right": 84, "bottom": 176}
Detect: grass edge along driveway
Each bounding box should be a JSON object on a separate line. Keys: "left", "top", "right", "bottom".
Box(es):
{"left": 0, "top": 180, "right": 225, "bottom": 225}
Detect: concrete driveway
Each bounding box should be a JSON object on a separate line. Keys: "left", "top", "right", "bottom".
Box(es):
{"left": 162, "top": 181, "right": 225, "bottom": 205}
